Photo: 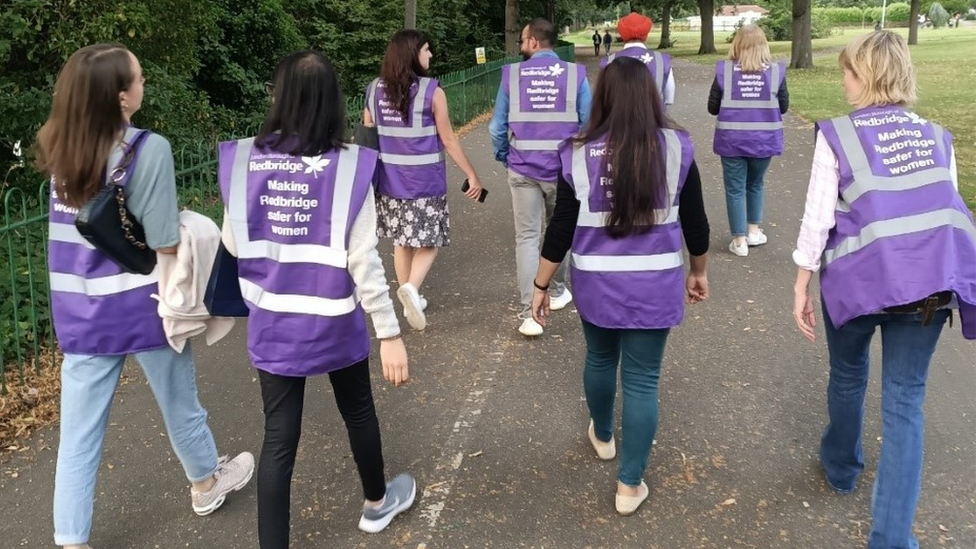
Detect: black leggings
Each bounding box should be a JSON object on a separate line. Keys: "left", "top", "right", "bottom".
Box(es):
{"left": 257, "top": 360, "right": 386, "bottom": 549}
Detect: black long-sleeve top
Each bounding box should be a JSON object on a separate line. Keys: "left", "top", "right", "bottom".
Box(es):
{"left": 707, "top": 77, "right": 790, "bottom": 115}
{"left": 540, "top": 160, "right": 710, "bottom": 264}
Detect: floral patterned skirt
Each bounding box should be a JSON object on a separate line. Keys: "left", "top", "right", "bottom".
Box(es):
{"left": 376, "top": 195, "right": 451, "bottom": 248}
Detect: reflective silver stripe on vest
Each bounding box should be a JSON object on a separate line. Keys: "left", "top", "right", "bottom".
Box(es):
{"left": 49, "top": 222, "right": 95, "bottom": 249}
{"left": 824, "top": 208, "right": 976, "bottom": 265}
{"left": 377, "top": 125, "right": 438, "bottom": 137}
{"left": 715, "top": 121, "right": 784, "bottom": 131}
{"left": 720, "top": 61, "right": 781, "bottom": 109}
{"left": 228, "top": 138, "right": 350, "bottom": 266}
{"left": 379, "top": 151, "right": 445, "bottom": 166}
{"left": 572, "top": 251, "right": 684, "bottom": 272}
{"left": 831, "top": 115, "right": 953, "bottom": 205}
{"left": 572, "top": 129, "right": 682, "bottom": 228}
{"left": 239, "top": 278, "right": 357, "bottom": 317}
{"left": 508, "top": 61, "right": 579, "bottom": 123}
{"left": 509, "top": 138, "right": 563, "bottom": 151}
{"left": 49, "top": 270, "right": 158, "bottom": 296}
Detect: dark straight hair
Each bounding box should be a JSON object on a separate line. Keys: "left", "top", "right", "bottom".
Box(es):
{"left": 380, "top": 29, "right": 430, "bottom": 121}
{"left": 526, "top": 18, "right": 557, "bottom": 47}
{"left": 579, "top": 56, "right": 672, "bottom": 238}
{"left": 256, "top": 50, "right": 345, "bottom": 156}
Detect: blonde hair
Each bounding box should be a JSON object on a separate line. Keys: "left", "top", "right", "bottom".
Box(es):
{"left": 838, "top": 31, "right": 917, "bottom": 108}
{"left": 728, "top": 25, "right": 771, "bottom": 72}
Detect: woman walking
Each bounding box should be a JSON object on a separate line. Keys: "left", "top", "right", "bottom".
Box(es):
{"left": 708, "top": 24, "right": 789, "bottom": 257}
{"left": 363, "top": 30, "right": 484, "bottom": 331}
{"left": 532, "top": 57, "right": 710, "bottom": 515}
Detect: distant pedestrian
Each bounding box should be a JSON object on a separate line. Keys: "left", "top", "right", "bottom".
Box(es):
{"left": 603, "top": 30, "right": 613, "bottom": 54}
{"left": 592, "top": 29, "right": 602, "bottom": 56}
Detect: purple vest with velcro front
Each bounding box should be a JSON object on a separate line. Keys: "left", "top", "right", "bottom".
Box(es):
{"left": 48, "top": 129, "right": 168, "bottom": 355}
{"left": 600, "top": 46, "right": 671, "bottom": 106}
{"left": 560, "top": 128, "right": 695, "bottom": 329}
{"left": 501, "top": 56, "right": 587, "bottom": 182}
{"left": 713, "top": 61, "right": 785, "bottom": 158}
{"left": 218, "top": 138, "right": 378, "bottom": 375}
{"left": 367, "top": 77, "right": 447, "bottom": 199}
{"left": 816, "top": 106, "right": 976, "bottom": 339}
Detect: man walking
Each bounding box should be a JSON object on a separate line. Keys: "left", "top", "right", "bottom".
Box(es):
{"left": 592, "top": 29, "right": 602, "bottom": 56}
{"left": 603, "top": 30, "right": 613, "bottom": 55}
{"left": 489, "top": 18, "right": 591, "bottom": 336}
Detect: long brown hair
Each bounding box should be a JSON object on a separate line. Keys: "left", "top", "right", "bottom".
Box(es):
{"left": 580, "top": 56, "right": 672, "bottom": 238}
{"left": 380, "top": 30, "right": 430, "bottom": 121}
{"left": 35, "top": 44, "right": 133, "bottom": 208}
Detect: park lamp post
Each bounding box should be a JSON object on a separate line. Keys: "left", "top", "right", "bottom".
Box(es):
{"left": 881, "top": 0, "right": 888, "bottom": 28}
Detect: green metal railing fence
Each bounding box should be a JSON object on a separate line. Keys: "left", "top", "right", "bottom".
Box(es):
{"left": 0, "top": 44, "right": 576, "bottom": 391}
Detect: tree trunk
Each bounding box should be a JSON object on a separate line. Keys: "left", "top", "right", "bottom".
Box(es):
{"left": 697, "top": 0, "right": 716, "bottom": 54}
{"left": 790, "top": 0, "right": 814, "bottom": 68}
{"left": 658, "top": 0, "right": 673, "bottom": 49}
{"left": 404, "top": 0, "right": 416, "bottom": 29}
{"left": 506, "top": 0, "right": 520, "bottom": 55}
{"left": 545, "top": 0, "right": 556, "bottom": 23}
{"left": 908, "top": 0, "right": 921, "bottom": 44}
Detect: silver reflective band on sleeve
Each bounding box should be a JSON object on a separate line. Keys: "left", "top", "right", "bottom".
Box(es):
{"left": 572, "top": 251, "right": 683, "bottom": 272}
{"left": 379, "top": 152, "right": 444, "bottom": 166}
{"left": 824, "top": 208, "right": 976, "bottom": 265}
{"left": 716, "top": 121, "right": 784, "bottom": 131}
{"left": 239, "top": 278, "right": 357, "bottom": 317}
{"left": 228, "top": 137, "right": 348, "bottom": 267}
{"left": 509, "top": 138, "right": 563, "bottom": 151}
{"left": 377, "top": 126, "right": 438, "bottom": 137}
{"left": 720, "top": 61, "right": 781, "bottom": 109}
{"left": 832, "top": 115, "right": 952, "bottom": 205}
{"left": 49, "top": 270, "right": 158, "bottom": 296}
{"left": 49, "top": 222, "right": 94, "bottom": 249}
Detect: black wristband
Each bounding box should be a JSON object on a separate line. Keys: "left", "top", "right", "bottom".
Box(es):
{"left": 533, "top": 279, "right": 549, "bottom": 291}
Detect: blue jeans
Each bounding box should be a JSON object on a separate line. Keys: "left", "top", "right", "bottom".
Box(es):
{"left": 720, "top": 156, "right": 771, "bottom": 237}
{"left": 820, "top": 303, "right": 949, "bottom": 549}
{"left": 581, "top": 320, "right": 670, "bottom": 487}
{"left": 53, "top": 343, "right": 219, "bottom": 546}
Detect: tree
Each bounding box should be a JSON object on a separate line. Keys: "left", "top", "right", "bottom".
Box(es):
{"left": 405, "top": 0, "right": 417, "bottom": 28}
{"left": 909, "top": 0, "right": 921, "bottom": 44}
{"left": 697, "top": 0, "right": 716, "bottom": 53}
{"left": 658, "top": 0, "right": 674, "bottom": 48}
{"left": 507, "top": 0, "right": 521, "bottom": 54}
{"left": 791, "top": 0, "right": 814, "bottom": 68}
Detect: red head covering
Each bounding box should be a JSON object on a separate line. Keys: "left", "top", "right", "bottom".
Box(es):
{"left": 617, "top": 12, "right": 653, "bottom": 42}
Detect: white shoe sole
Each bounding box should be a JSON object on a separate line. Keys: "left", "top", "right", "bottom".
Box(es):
{"left": 397, "top": 286, "right": 427, "bottom": 331}
{"left": 358, "top": 480, "right": 417, "bottom": 533}
{"left": 192, "top": 466, "right": 254, "bottom": 516}
{"left": 518, "top": 322, "right": 544, "bottom": 337}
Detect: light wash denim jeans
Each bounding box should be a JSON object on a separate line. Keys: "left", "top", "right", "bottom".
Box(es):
{"left": 581, "top": 320, "right": 670, "bottom": 487}
{"left": 720, "top": 156, "right": 771, "bottom": 237}
{"left": 820, "top": 303, "right": 950, "bottom": 549}
{"left": 508, "top": 171, "right": 567, "bottom": 318}
{"left": 53, "top": 342, "right": 219, "bottom": 546}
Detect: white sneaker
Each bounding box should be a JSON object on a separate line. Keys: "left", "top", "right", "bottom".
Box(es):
{"left": 746, "top": 230, "right": 768, "bottom": 247}
{"left": 419, "top": 295, "right": 428, "bottom": 312}
{"left": 397, "top": 283, "right": 426, "bottom": 331}
{"left": 587, "top": 420, "right": 616, "bottom": 460}
{"left": 615, "top": 481, "right": 649, "bottom": 516}
{"left": 729, "top": 240, "right": 748, "bottom": 257}
{"left": 549, "top": 289, "right": 573, "bottom": 311}
{"left": 518, "top": 317, "right": 544, "bottom": 337}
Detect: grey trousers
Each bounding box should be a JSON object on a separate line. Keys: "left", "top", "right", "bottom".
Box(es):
{"left": 508, "top": 171, "right": 568, "bottom": 318}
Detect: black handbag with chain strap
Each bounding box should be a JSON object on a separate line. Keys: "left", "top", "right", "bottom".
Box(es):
{"left": 74, "top": 130, "right": 157, "bottom": 275}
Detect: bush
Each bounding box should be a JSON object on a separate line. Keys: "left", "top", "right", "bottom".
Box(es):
{"left": 865, "top": 2, "right": 912, "bottom": 22}
{"left": 816, "top": 6, "right": 867, "bottom": 25}
{"left": 929, "top": 2, "right": 951, "bottom": 26}
{"left": 757, "top": 5, "right": 833, "bottom": 41}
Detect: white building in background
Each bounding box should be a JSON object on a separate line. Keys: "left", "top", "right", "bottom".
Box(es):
{"left": 688, "top": 5, "right": 770, "bottom": 31}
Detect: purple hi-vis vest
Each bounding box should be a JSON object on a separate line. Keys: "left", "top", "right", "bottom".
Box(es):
{"left": 366, "top": 77, "right": 446, "bottom": 199}
{"left": 817, "top": 106, "right": 976, "bottom": 339}
{"left": 560, "top": 129, "right": 695, "bottom": 329}
{"left": 713, "top": 61, "right": 785, "bottom": 158}
{"left": 600, "top": 46, "right": 671, "bottom": 104}
{"left": 48, "top": 130, "right": 168, "bottom": 355}
{"left": 502, "top": 56, "right": 587, "bottom": 182}
{"left": 218, "top": 139, "right": 378, "bottom": 375}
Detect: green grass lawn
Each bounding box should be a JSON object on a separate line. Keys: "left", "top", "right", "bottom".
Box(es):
{"left": 566, "top": 27, "right": 976, "bottom": 211}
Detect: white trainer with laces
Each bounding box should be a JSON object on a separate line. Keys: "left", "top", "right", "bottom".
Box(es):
{"left": 746, "top": 230, "right": 768, "bottom": 247}
{"left": 191, "top": 452, "right": 255, "bottom": 516}
{"left": 518, "top": 317, "right": 544, "bottom": 337}
{"left": 549, "top": 289, "right": 573, "bottom": 311}
{"left": 729, "top": 240, "right": 748, "bottom": 257}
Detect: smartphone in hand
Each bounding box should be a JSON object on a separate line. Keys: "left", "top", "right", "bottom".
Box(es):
{"left": 461, "top": 179, "right": 488, "bottom": 203}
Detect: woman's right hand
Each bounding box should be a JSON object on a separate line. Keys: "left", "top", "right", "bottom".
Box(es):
{"left": 380, "top": 337, "right": 409, "bottom": 386}
{"left": 463, "top": 175, "right": 484, "bottom": 201}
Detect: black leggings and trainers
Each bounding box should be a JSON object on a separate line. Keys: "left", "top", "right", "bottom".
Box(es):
{"left": 257, "top": 359, "right": 386, "bottom": 549}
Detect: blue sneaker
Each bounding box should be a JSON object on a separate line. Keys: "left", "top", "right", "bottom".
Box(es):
{"left": 358, "top": 473, "right": 417, "bottom": 533}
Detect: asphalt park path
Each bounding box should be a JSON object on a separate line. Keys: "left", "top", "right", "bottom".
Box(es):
{"left": 1, "top": 48, "right": 974, "bottom": 549}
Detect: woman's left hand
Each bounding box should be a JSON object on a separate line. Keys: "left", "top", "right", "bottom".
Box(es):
{"left": 463, "top": 175, "right": 484, "bottom": 201}
{"left": 685, "top": 272, "right": 709, "bottom": 304}
{"left": 531, "top": 287, "right": 550, "bottom": 326}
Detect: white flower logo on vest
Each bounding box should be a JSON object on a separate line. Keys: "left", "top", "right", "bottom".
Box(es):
{"left": 639, "top": 52, "right": 654, "bottom": 64}
{"left": 301, "top": 155, "right": 331, "bottom": 177}
{"left": 548, "top": 63, "right": 565, "bottom": 77}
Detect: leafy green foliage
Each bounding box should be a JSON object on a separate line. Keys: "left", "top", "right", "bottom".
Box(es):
{"left": 756, "top": 2, "right": 833, "bottom": 41}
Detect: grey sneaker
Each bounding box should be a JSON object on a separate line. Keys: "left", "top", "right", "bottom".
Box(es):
{"left": 358, "top": 473, "right": 417, "bottom": 533}
{"left": 191, "top": 452, "right": 255, "bottom": 516}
